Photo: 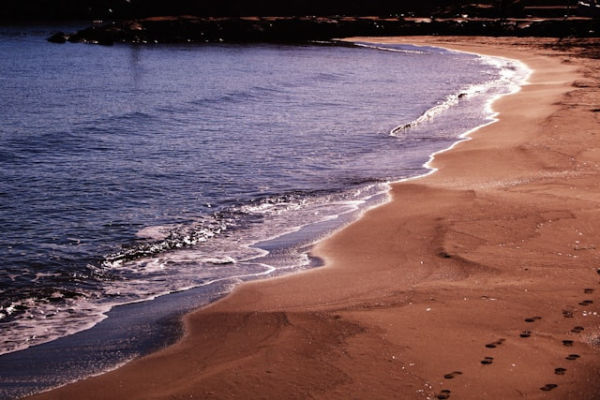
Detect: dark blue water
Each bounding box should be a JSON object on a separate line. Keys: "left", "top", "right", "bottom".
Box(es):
{"left": 0, "top": 25, "right": 529, "bottom": 397}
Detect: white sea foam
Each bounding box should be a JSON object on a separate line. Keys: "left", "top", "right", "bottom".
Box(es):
{"left": 0, "top": 181, "right": 390, "bottom": 357}
{"left": 0, "top": 297, "right": 110, "bottom": 356}
{"left": 389, "top": 50, "right": 530, "bottom": 136}
{"left": 384, "top": 43, "right": 532, "bottom": 184}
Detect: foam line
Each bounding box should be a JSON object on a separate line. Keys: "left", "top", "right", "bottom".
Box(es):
{"left": 388, "top": 47, "right": 530, "bottom": 136}
{"left": 355, "top": 41, "right": 532, "bottom": 184}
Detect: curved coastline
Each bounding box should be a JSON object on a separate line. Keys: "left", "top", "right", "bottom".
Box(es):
{"left": 1, "top": 39, "right": 502, "bottom": 363}
{"left": 1, "top": 40, "right": 507, "bottom": 400}
{"left": 28, "top": 36, "right": 600, "bottom": 399}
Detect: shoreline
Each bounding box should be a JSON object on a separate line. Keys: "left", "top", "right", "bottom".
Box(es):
{"left": 387, "top": 44, "right": 532, "bottom": 184}
{"left": 0, "top": 39, "right": 502, "bottom": 400}
{"left": 28, "top": 36, "right": 600, "bottom": 399}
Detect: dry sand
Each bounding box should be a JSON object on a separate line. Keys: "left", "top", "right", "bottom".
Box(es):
{"left": 29, "top": 37, "right": 600, "bottom": 400}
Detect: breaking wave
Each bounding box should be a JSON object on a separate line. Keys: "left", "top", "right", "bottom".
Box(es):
{"left": 389, "top": 51, "right": 529, "bottom": 136}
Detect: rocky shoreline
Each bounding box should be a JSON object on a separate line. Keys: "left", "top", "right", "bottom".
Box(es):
{"left": 47, "top": 15, "right": 599, "bottom": 45}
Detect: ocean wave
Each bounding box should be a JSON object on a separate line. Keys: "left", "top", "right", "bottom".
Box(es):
{"left": 352, "top": 41, "right": 427, "bottom": 55}
{"left": 0, "top": 182, "right": 389, "bottom": 356}
{"left": 389, "top": 52, "right": 529, "bottom": 137}
{"left": 102, "top": 213, "right": 235, "bottom": 267}
{"left": 188, "top": 85, "right": 283, "bottom": 108}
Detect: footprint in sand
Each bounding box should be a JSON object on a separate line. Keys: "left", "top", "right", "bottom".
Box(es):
{"left": 562, "top": 310, "right": 574, "bottom": 318}
{"left": 436, "top": 389, "right": 451, "bottom": 399}
{"left": 443, "top": 371, "right": 463, "bottom": 379}
{"left": 524, "top": 316, "right": 542, "bottom": 323}
{"left": 520, "top": 330, "right": 532, "bottom": 338}
{"left": 555, "top": 367, "right": 567, "bottom": 375}
{"left": 562, "top": 340, "right": 574, "bottom": 347}
{"left": 584, "top": 288, "right": 594, "bottom": 294}
{"left": 481, "top": 356, "right": 494, "bottom": 365}
{"left": 571, "top": 326, "right": 584, "bottom": 333}
{"left": 540, "top": 384, "right": 558, "bottom": 391}
{"left": 485, "top": 338, "right": 506, "bottom": 348}
{"left": 578, "top": 300, "right": 594, "bottom": 306}
{"left": 566, "top": 354, "right": 580, "bottom": 360}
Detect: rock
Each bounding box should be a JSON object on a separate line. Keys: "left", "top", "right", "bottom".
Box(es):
{"left": 50, "top": 16, "right": 600, "bottom": 46}
{"left": 47, "top": 31, "right": 68, "bottom": 43}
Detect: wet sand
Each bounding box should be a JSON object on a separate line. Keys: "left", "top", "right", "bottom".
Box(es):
{"left": 29, "top": 37, "right": 600, "bottom": 399}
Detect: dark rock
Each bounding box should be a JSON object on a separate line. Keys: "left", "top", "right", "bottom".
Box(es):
{"left": 52, "top": 15, "right": 600, "bottom": 46}
{"left": 47, "top": 31, "right": 68, "bottom": 43}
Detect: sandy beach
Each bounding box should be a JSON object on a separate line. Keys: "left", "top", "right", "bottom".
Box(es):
{"left": 29, "top": 36, "right": 600, "bottom": 399}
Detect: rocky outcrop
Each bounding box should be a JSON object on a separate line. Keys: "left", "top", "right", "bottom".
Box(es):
{"left": 47, "top": 31, "right": 68, "bottom": 43}
{"left": 48, "top": 15, "right": 599, "bottom": 45}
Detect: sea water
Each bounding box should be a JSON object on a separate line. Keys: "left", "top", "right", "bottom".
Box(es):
{"left": 0, "top": 25, "right": 529, "bottom": 398}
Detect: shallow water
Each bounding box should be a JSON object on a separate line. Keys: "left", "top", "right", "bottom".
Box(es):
{"left": 0, "top": 24, "right": 529, "bottom": 398}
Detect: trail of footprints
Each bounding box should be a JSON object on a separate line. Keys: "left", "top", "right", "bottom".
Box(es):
{"left": 434, "top": 272, "right": 598, "bottom": 399}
